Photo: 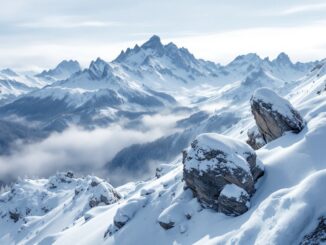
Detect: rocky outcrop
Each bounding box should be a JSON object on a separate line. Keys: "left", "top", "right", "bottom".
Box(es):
{"left": 300, "top": 216, "right": 326, "bottom": 245}
{"left": 86, "top": 176, "right": 121, "bottom": 208}
{"left": 246, "top": 125, "right": 266, "bottom": 150}
{"left": 217, "top": 184, "right": 250, "bottom": 216}
{"left": 250, "top": 88, "right": 304, "bottom": 143}
{"left": 0, "top": 172, "right": 120, "bottom": 223}
{"left": 183, "top": 133, "right": 264, "bottom": 216}
{"left": 113, "top": 197, "right": 148, "bottom": 229}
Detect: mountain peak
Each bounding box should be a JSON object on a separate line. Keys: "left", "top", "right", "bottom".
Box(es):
{"left": 227, "top": 53, "right": 262, "bottom": 67}
{"left": 88, "top": 57, "right": 112, "bottom": 79}
{"left": 36, "top": 60, "right": 81, "bottom": 81}
{"left": 141, "top": 35, "right": 163, "bottom": 50}
{"left": 56, "top": 60, "right": 80, "bottom": 70}
{"left": 274, "top": 52, "right": 292, "bottom": 65}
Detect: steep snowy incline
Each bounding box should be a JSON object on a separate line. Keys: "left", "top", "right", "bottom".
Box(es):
{"left": 52, "top": 90, "right": 326, "bottom": 245}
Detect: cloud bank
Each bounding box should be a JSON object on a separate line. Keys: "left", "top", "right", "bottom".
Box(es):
{"left": 0, "top": 113, "right": 183, "bottom": 185}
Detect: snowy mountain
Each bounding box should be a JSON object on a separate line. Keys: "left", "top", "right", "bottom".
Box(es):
{"left": 113, "top": 35, "right": 223, "bottom": 91}
{"left": 1, "top": 62, "right": 325, "bottom": 244}
{"left": 0, "top": 36, "right": 321, "bottom": 181}
{"left": 0, "top": 68, "right": 49, "bottom": 105}
{"left": 35, "top": 60, "right": 81, "bottom": 82}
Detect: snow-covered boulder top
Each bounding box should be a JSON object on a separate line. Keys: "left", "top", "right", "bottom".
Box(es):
{"left": 250, "top": 87, "right": 305, "bottom": 142}
{"left": 0, "top": 172, "right": 120, "bottom": 223}
{"left": 183, "top": 133, "right": 264, "bottom": 216}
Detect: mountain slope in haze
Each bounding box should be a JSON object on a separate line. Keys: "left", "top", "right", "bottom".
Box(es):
{"left": 0, "top": 69, "right": 48, "bottom": 105}
{"left": 35, "top": 60, "right": 81, "bottom": 82}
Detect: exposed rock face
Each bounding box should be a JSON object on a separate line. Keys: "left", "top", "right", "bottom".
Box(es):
{"left": 250, "top": 88, "right": 305, "bottom": 143}
{"left": 247, "top": 125, "right": 266, "bottom": 150}
{"left": 300, "top": 216, "right": 326, "bottom": 245}
{"left": 183, "top": 133, "right": 264, "bottom": 216}
{"left": 217, "top": 184, "right": 250, "bottom": 216}
{"left": 86, "top": 176, "right": 121, "bottom": 208}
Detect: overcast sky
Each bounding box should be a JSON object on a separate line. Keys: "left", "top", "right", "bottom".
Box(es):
{"left": 1, "top": 0, "right": 326, "bottom": 70}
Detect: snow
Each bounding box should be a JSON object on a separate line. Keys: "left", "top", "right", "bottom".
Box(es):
{"left": 184, "top": 133, "right": 254, "bottom": 173}
{"left": 40, "top": 66, "right": 326, "bottom": 245}
{"left": 252, "top": 87, "right": 297, "bottom": 118}
{"left": 113, "top": 197, "right": 148, "bottom": 227}
{"left": 0, "top": 37, "right": 325, "bottom": 245}
{"left": 220, "top": 184, "right": 248, "bottom": 201}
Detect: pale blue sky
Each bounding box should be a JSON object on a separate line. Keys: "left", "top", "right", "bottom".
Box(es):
{"left": 1, "top": 0, "right": 326, "bottom": 70}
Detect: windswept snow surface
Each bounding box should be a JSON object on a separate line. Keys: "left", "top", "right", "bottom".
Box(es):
{"left": 1, "top": 63, "right": 326, "bottom": 244}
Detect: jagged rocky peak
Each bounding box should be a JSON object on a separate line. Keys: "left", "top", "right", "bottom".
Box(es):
{"left": 36, "top": 59, "right": 81, "bottom": 81}
{"left": 249, "top": 87, "right": 305, "bottom": 146}
{"left": 273, "top": 52, "right": 292, "bottom": 66}
{"left": 88, "top": 57, "right": 113, "bottom": 79}
{"left": 183, "top": 133, "right": 264, "bottom": 216}
{"left": 57, "top": 59, "right": 80, "bottom": 70}
{"left": 141, "top": 35, "right": 163, "bottom": 50}
{"left": 228, "top": 53, "right": 262, "bottom": 67}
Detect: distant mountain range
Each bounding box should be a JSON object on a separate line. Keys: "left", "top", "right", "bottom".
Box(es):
{"left": 0, "top": 35, "right": 324, "bottom": 183}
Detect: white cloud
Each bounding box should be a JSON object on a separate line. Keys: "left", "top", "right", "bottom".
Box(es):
{"left": 281, "top": 3, "right": 326, "bottom": 15}
{"left": 0, "top": 112, "right": 184, "bottom": 184}
{"left": 17, "top": 16, "right": 122, "bottom": 29}
{"left": 0, "top": 125, "right": 163, "bottom": 180}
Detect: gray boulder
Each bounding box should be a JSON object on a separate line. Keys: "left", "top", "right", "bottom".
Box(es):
{"left": 218, "top": 184, "right": 250, "bottom": 216}
{"left": 250, "top": 88, "right": 304, "bottom": 143}
{"left": 183, "top": 133, "right": 264, "bottom": 216}
{"left": 247, "top": 125, "right": 266, "bottom": 150}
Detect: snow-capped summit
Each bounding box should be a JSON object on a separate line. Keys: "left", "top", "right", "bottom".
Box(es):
{"left": 36, "top": 60, "right": 81, "bottom": 82}
{"left": 112, "top": 35, "right": 222, "bottom": 90}
{"left": 272, "top": 52, "right": 293, "bottom": 67}
{"left": 227, "top": 53, "right": 262, "bottom": 67}
{"left": 141, "top": 35, "right": 164, "bottom": 51}
{"left": 88, "top": 58, "right": 113, "bottom": 80}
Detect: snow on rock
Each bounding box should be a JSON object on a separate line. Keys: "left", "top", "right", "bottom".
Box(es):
{"left": 250, "top": 87, "right": 305, "bottom": 143}
{"left": 113, "top": 197, "right": 148, "bottom": 229}
{"left": 140, "top": 188, "right": 155, "bottom": 196}
{"left": 157, "top": 190, "right": 201, "bottom": 230}
{"left": 85, "top": 176, "right": 121, "bottom": 208}
{"left": 0, "top": 172, "right": 120, "bottom": 244}
{"left": 183, "top": 133, "right": 264, "bottom": 216}
{"left": 218, "top": 184, "right": 250, "bottom": 216}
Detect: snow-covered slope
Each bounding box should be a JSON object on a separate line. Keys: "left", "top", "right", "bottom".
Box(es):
{"left": 1, "top": 62, "right": 325, "bottom": 244}
{"left": 0, "top": 68, "right": 50, "bottom": 104}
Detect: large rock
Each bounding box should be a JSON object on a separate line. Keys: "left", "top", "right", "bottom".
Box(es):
{"left": 183, "top": 133, "right": 264, "bottom": 216}
{"left": 246, "top": 125, "right": 266, "bottom": 150}
{"left": 250, "top": 88, "right": 304, "bottom": 143}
